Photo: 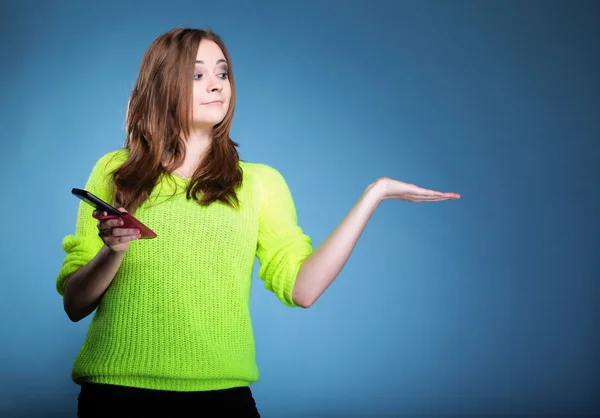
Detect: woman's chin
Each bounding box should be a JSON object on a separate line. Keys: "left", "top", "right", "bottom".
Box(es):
{"left": 192, "top": 117, "right": 226, "bottom": 130}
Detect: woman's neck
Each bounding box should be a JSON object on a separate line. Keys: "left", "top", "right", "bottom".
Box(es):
{"left": 173, "top": 130, "right": 212, "bottom": 177}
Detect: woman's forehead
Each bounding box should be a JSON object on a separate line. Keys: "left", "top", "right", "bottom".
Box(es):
{"left": 195, "top": 40, "right": 226, "bottom": 64}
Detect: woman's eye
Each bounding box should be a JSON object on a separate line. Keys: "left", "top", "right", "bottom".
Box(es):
{"left": 218, "top": 72, "right": 229, "bottom": 79}
{"left": 193, "top": 73, "right": 202, "bottom": 80}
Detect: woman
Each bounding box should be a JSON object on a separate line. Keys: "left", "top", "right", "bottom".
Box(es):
{"left": 57, "top": 28, "right": 460, "bottom": 417}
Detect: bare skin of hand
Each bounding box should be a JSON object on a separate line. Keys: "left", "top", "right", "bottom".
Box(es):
{"left": 92, "top": 208, "right": 141, "bottom": 253}
{"left": 369, "top": 177, "right": 461, "bottom": 202}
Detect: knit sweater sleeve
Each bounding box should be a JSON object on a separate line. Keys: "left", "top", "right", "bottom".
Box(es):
{"left": 255, "top": 164, "right": 313, "bottom": 307}
{"left": 56, "top": 150, "right": 126, "bottom": 296}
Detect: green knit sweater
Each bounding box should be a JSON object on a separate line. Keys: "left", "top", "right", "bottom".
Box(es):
{"left": 56, "top": 149, "right": 313, "bottom": 391}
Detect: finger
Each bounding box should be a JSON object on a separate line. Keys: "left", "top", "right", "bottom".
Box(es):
{"left": 436, "top": 192, "right": 460, "bottom": 199}
{"left": 421, "top": 197, "right": 450, "bottom": 202}
{"left": 92, "top": 210, "right": 107, "bottom": 219}
{"left": 415, "top": 196, "right": 456, "bottom": 202}
{"left": 441, "top": 191, "right": 460, "bottom": 198}
{"left": 105, "top": 217, "right": 125, "bottom": 228}
{"left": 98, "top": 228, "right": 118, "bottom": 239}
{"left": 416, "top": 187, "right": 460, "bottom": 198}
{"left": 424, "top": 188, "right": 450, "bottom": 197}
{"left": 97, "top": 219, "right": 128, "bottom": 238}
{"left": 402, "top": 195, "right": 448, "bottom": 202}
{"left": 97, "top": 217, "right": 124, "bottom": 231}
{"left": 107, "top": 234, "right": 140, "bottom": 244}
{"left": 111, "top": 228, "right": 141, "bottom": 237}
{"left": 416, "top": 190, "right": 460, "bottom": 199}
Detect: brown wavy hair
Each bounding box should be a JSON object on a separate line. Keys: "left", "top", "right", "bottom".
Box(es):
{"left": 111, "top": 28, "right": 242, "bottom": 212}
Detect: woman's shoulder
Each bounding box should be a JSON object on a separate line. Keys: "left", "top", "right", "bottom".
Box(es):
{"left": 91, "top": 148, "right": 129, "bottom": 173}
{"left": 239, "top": 160, "right": 291, "bottom": 202}
{"left": 84, "top": 148, "right": 129, "bottom": 182}
{"left": 240, "top": 160, "right": 285, "bottom": 182}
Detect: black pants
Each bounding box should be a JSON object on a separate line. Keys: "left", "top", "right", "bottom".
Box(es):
{"left": 77, "top": 382, "right": 261, "bottom": 417}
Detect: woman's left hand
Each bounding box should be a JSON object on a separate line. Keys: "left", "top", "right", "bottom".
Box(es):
{"left": 369, "top": 177, "right": 461, "bottom": 202}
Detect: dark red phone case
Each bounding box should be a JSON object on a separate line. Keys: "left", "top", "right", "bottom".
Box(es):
{"left": 93, "top": 212, "right": 157, "bottom": 239}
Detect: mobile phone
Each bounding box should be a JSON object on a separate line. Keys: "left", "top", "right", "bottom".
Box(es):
{"left": 71, "top": 188, "right": 157, "bottom": 239}
{"left": 72, "top": 188, "right": 122, "bottom": 216}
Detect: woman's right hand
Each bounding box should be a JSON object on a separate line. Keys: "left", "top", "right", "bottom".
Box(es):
{"left": 93, "top": 208, "right": 141, "bottom": 253}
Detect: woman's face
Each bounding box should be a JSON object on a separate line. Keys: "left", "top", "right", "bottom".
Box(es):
{"left": 191, "top": 40, "right": 231, "bottom": 128}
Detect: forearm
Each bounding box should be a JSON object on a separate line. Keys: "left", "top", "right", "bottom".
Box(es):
{"left": 63, "top": 245, "right": 125, "bottom": 322}
{"left": 292, "top": 181, "right": 383, "bottom": 308}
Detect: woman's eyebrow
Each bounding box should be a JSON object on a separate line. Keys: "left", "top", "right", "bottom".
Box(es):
{"left": 195, "top": 59, "right": 227, "bottom": 65}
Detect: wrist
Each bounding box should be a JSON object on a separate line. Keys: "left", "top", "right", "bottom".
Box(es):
{"left": 102, "top": 244, "right": 128, "bottom": 257}
{"left": 365, "top": 177, "right": 389, "bottom": 203}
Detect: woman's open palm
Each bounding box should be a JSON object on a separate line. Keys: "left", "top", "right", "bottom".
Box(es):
{"left": 375, "top": 177, "right": 461, "bottom": 202}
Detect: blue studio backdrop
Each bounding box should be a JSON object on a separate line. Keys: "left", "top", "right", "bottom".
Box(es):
{"left": 1, "top": 1, "right": 598, "bottom": 417}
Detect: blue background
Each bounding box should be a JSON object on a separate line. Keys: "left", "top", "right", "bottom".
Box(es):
{"left": 1, "top": 0, "right": 598, "bottom": 416}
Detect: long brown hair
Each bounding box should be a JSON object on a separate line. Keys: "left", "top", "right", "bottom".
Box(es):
{"left": 112, "top": 28, "right": 242, "bottom": 212}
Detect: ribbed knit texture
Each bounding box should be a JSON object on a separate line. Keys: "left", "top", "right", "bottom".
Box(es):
{"left": 56, "top": 149, "right": 313, "bottom": 391}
